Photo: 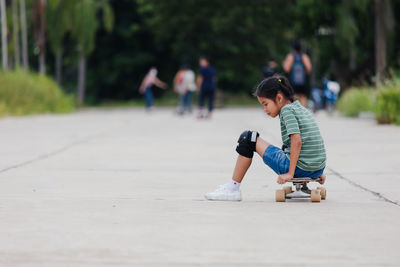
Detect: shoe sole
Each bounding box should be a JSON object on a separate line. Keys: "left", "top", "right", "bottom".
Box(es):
{"left": 204, "top": 194, "right": 242, "bottom": 201}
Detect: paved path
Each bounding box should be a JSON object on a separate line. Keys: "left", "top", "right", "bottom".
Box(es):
{"left": 0, "top": 108, "right": 399, "bottom": 266}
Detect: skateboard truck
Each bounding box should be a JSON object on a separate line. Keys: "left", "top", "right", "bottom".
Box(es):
{"left": 275, "top": 178, "right": 326, "bottom": 202}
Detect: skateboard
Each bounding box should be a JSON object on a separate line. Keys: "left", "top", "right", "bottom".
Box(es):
{"left": 275, "top": 178, "right": 326, "bottom": 202}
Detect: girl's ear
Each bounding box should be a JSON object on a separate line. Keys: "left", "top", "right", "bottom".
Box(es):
{"left": 276, "top": 93, "right": 283, "bottom": 104}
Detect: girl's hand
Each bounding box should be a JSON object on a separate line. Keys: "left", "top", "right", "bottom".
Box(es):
{"left": 277, "top": 173, "right": 293, "bottom": 184}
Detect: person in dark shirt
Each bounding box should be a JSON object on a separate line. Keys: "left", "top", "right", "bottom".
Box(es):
{"left": 263, "top": 57, "right": 278, "bottom": 79}
{"left": 197, "top": 56, "right": 217, "bottom": 119}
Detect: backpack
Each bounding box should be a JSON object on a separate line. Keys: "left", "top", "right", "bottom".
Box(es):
{"left": 290, "top": 54, "right": 306, "bottom": 86}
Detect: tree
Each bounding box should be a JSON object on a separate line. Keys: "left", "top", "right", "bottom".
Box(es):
{"left": 375, "top": 0, "right": 394, "bottom": 83}
{"left": 12, "top": 0, "right": 20, "bottom": 68}
{"left": 137, "top": 0, "right": 291, "bottom": 93}
{"left": 71, "top": 0, "right": 113, "bottom": 105}
{"left": 46, "top": 0, "right": 73, "bottom": 85}
{"left": 34, "top": 0, "right": 47, "bottom": 75}
{"left": 0, "top": 0, "right": 7, "bottom": 71}
{"left": 19, "top": 0, "right": 28, "bottom": 72}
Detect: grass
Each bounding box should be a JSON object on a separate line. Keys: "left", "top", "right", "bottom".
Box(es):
{"left": 0, "top": 70, "right": 76, "bottom": 116}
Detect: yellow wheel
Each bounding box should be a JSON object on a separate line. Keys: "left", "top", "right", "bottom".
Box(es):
{"left": 319, "top": 187, "right": 326, "bottom": 200}
{"left": 283, "top": 186, "right": 292, "bottom": 195}
{"left": 311, "top": 189, "right": 321, "bottom": 202}
{"left": 275, "top": 189, "right": 286, "bottom": 202}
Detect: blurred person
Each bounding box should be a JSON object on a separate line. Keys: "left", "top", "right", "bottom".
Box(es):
{"left": 282, "top": 41, "right": 312, "bottom": 107}
{"left": 205, "top": 75, "right": 326, "bottom": 201}
{"left": 263, "top": 57, "right": 278, "bottom": 78}
{"left": 139, "top": 67, "right": 168, "bottom": 111}
{"left": 197, "top": 56, "right": 217, "bottom": 119}
{"left": 173, "top": 64, "right": 196, "bottom": 115}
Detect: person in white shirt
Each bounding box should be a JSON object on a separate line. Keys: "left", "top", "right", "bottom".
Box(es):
{"left": 173, "top": 64, "right": 196, "bottom": 115}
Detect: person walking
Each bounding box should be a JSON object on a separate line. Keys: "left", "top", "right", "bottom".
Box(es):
{"left": 139, "top": 67, "right": 168, "bottom": 111}
{"left": 173, "top": 64, "right": 196, "bottom": 115}
{"left": 197, "top": 56, "right": 217, "bottom": 119}
{"left": 282, "top": 41, "right": 312, "bottom": 107}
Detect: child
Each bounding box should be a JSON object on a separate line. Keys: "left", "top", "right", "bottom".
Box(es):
{"left": 139, "top": 67, "right": 168, "bottom": 111}
{"left": 173, "top": 64, "right": 196, "bottom": 115}
{"left": 205, "top": 75, "right": 326, "bottom": 201}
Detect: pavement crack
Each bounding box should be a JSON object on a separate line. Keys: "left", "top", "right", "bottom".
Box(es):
{"left": 328, "top": 167, "right": 399, "bottom": 207}
{"left": 0, "top": 133, "right": 103, "bottom": 175}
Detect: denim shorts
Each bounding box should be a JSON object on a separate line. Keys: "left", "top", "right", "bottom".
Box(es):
{"left": 262, "top": 145, "right": 324, "bottom": 179}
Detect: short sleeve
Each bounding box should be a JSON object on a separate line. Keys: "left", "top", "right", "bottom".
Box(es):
{"left": 281, "top": 108, "right": 300, "bottom": 135}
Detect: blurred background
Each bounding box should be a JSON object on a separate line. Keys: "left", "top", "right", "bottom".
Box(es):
{"left": 0, "top": 0, "right": 399, "bottom": 123}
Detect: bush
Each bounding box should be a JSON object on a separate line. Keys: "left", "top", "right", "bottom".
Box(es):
{"left": 337, "top": 88, "right": 376, "bottom": 117}
{"left": 375, "top": 78, "right": 400, "bottom": 125}
{"left": 0, "top": 70, "right": 75, "bottom": 116}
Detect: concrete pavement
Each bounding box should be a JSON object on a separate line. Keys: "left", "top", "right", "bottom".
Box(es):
{"left": 0, "top": 107, "right": 399, "bottom": 266}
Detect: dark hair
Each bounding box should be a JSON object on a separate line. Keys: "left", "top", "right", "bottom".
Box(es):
{"left": 292, "top": 41, "right": 301, "bottom": 52}
{"left": 180, "top": 63, "right": 189, "bottom": 70}
{"left": 253, "top": 75, "right": 295, "bottom": 102}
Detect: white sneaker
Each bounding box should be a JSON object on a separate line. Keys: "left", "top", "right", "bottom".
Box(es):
{"left": 204, "top": 184, "right": 242, "bottom": 201}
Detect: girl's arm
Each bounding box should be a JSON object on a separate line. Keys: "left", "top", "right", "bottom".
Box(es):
{"left": 154, "top": 77, "right": 168, "bottom": 89}
{"left": 138, "top": 75, "right": 148, "bottom": 94}
{"left": 173, "top": 72, "right": 180, "bottom": 93}
{"left": 282, "top": 54, "right": 294, "bottom": 73}
{"left": 302, "top": 54, "right": 312, "bottom": 74}
{"left": 277, "top": 133, "right": 302, "bottom": 184}
{"left": 196, "top": 75, "right": 203, "bottom": 91}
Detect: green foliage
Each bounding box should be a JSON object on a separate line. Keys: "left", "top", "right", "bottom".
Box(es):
{"left": 70, "top": 0, "right": 114, "bottom": 56}
{"left": 0, "top": 70, "right": 75, "bottom": 116}
{"left": 337, "top": 88, "right": 376, "bottom": 117}
{"left": 136, "top": 0, "right": 291, "bottom": 93}
{"left": 46, "top": 0, "right": 74, "bottom": 55}
{"left": 375, "top": 78, "right": 400, "bottom": 124}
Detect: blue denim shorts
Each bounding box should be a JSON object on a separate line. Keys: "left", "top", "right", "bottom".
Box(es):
{"left": 262, "top": 145, "right": 324, "bottom": 179}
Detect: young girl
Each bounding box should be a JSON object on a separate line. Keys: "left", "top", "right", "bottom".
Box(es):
{"left": 205, "top": 75, "right": 326, "bottom": 201}
{"left": 139, "top": 67, "right": 168, "bottom": 111}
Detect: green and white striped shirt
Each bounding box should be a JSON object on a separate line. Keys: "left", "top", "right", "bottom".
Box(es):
{"left": 280, "top": 100, "right": 326, "bottom": 171}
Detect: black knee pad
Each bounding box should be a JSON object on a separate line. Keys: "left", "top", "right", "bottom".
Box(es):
{"left": 235, "top": 130, "right": 259, "bottom": 158}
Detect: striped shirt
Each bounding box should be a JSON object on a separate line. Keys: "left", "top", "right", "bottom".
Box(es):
{"left": 280, "top": 100, "right": 326, "bottom": 171}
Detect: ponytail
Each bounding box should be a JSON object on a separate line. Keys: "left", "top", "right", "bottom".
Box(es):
{"left": 254, "top": 75, "right": 294, "bottom": 102}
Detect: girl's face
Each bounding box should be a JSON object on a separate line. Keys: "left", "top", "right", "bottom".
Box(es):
{"left": 257, "top": 94, "right": 286, "bottom": 118}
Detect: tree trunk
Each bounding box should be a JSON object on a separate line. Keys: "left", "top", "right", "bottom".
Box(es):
{"left": 55, "top": 49, "right": 62, "bottom": 85}
{"left": 375, "top": 0, "right": 386, "bottom": 84}
{"left": 19, "top": 0, "right": 28, "bottom": 72}
{"left": 38, "top": 0, "right": 46, "bottom": 75}
{"left": 0, "top": 0, "right": 8, "bottom": 71}
{"left": 12, "top": 0, "right": 20, "bottom": 68}
{"left": 77, "top": 52, "right": 86, "bottom": 106}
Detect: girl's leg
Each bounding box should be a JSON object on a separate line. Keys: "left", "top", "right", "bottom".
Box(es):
{"left": 208, "top": 90, "right": 215, "bottom": 114}
{"left": 198, "top": 90, "right": 206, "bottom": 117}
{"left": 231, "top": 156, "right": 252, "bottom": 183}
{"left": 178, "top": 94, "right": 185, "bottom": 114}
{"left": 205, "top": 136, "right": 270, "bottom": 201}
{"left": 255, "top": 137, "right": 270, "bottom": 157}
{"left": 231, "top": 137, "right": 270, "bottom": 183}
{"left": 186, "top": 91, "right": 193, "bottom": 113}
{"left": 145, "top": 87, "right": 153, "bottom": 109}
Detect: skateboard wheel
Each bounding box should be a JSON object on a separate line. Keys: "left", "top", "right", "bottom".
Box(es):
{"left": 311, "top": 189, "right": 321, "bottom": 202}
{"left": 283, "top": 186, "right": 292, "bottom": 195}
{"left": 318, "top": 187, "right": 326, "bottom": 200}
{"left": 275, "top": 189, "right": 286, "bottom": 202}
{"left": 317, "top": 187, "right": 327, "bottom": 200}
